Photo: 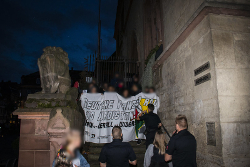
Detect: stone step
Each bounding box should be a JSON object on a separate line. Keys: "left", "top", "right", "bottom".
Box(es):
{"left": 89, "top": 146, "right": 146, "bottom": 154}
{"left": 88, "top": 161, "right": 144, "bottom": 167}
{"left": 89, "top": 141, "right": 146, "bottom": 147}
{"left": 88, "top": 156, "right": 144, "bottom": 167}
{"left": 88, "top": 153, "right": 145, "bottom": 162}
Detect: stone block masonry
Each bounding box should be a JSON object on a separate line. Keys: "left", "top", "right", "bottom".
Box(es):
{"left": 16, "top": 113, "right": 50, "bottom": 167}
{"left": 154, "top": 13, "right": 250, "bottom": 167}
{"left": 211, "top": 14, "right": 250, "bottom": 167}
{"left": 154, "top": 15, "right": 224, "bottom": 166}
{"left": 115, "top": 0, "right": 250, "bottom": 166}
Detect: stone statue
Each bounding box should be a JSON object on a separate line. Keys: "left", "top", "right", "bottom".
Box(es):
{"left": 38, "top": 46, "right": 71, "bottom": 94}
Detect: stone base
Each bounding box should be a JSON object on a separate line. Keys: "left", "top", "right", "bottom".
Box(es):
{"left": 27, "top": 93, "right": 66, "bottom": 100}
{"left": 14, "top": 88, "right": 82, "bottom": 166}
{"left": 16, "top": 116, "right": 50, "bottom": 167}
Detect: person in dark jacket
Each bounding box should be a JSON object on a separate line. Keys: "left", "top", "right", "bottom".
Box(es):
{"left": 165, "top": 115, "right": 197, "bottom": 167}
{"left": 99, "top": 126, "right": 137, "bottom": 167}
{"left": 137, "top": 104, "right": 162, "bottom": 148}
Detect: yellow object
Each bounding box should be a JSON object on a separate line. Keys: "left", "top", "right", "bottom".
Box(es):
{"left": 139, "top": 98, "right": 156, "bottom": 113}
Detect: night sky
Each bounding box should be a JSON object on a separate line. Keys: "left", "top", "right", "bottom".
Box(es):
{"left": 0, "top": 0, "right": 118, "bottom": 82}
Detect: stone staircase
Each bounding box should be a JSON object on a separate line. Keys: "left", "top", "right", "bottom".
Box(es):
{"left": 87, "top": 141, "right": 146, "bottom": 167}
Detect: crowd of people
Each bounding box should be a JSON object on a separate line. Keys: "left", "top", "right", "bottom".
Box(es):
{"left": 52, "top": 113, "right": 197, "bottom": 167}
{"left": 74, "top": 73, "right": 156, "bottom": 98}
{"left": 55, "top": 74, "right": 198, "bottom": 167}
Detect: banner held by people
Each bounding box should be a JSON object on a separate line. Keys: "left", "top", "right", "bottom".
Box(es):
{"left": 80, "top": 92, "right": 160, "bottom": 143}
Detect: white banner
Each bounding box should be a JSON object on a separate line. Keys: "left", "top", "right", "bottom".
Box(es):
{"left": 80, "top": 92, "right": 160, "bottom": 143}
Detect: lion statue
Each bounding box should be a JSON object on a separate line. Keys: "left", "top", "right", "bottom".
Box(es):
{"left": 38, "top": 46, "right": 71, "bottom": 94}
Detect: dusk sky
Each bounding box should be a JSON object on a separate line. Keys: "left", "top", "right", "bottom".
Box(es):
{"left": 0, "top": 0, "right": 118, "bottom": 83}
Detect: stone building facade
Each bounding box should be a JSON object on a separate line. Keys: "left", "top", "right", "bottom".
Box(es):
{"left": 114, "top": 0, "right": 250, "bottom": 166}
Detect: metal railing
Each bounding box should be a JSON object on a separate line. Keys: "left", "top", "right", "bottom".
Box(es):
{"left": 84, "top": 54, "right": 139, "bottom": 86}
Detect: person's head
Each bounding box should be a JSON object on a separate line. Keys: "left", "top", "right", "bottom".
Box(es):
{"left": 67, "top": 130, "right": 82, "bottom": 149}
{"left": 133, "top": 74, "right": 139, "bottom": 82}
{"left": 175, "top": 114, "right": 188, "bottom": 132}
{"left": 147, "top": 103, "right": 154, "bottom": 112}
{"left": 114, "top": 72, "right": 119, "bottom": 78}
{"left": 88, "top": 83, "right": 94, "bottom": 90}
{"left": 145, "top": 86, "right": 149, "bottom": 93}
{"left": 131, "top": 84, "right": 139, "bottom": 92}
{"left": 112, "top": 126, "right": 122, "bottom": 139}
{"left": 108, "top": 85, "right": 115, "bottom": 92}
{"left": 149, "top": 87, "right": 155, "bottom": 93}
{"left": 54, "top": 149, "right": 73, "bottom": 167}
{"left": 122, "top": 88, "right": 130, "bottom": 98}
{"left": 90, "top": 86, "right": 98, "bottom": 93}
{"left": 153, "top": 130, "right": 167, "bottom": 155}
{"left": 102, "top": 82, "right": 108, "bottom": 91}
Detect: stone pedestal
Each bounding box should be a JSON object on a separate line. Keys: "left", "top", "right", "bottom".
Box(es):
{"left": 13, "top": 108, "right": 51, "bottom": 167}
{"left": 13, "top": 88, "right": 83, "bottom": 167}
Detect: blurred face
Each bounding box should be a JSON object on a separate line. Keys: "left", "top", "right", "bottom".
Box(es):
{"left": 89, "top": 83, "right": 94, "bottom": 89}
{"left": 149, "top": 88, "right": 154, "bottom": 93}
{"left": 133, "top": 77, "right": 138, "bottom": 82}
{"left": 175, "top": 123, "right": 180, "bottom": 132}
{"left": 132, "top": 85, "right": 138, "bottom": 92}
{"left": 91, "top": 87, "right": 97, "bottom": 93}
{"left": 145, "top": 88, "right": 149, "bottom": 93}
{"left": 115, "top": 74, "right": 119, "bottom": 78}
{"left": 108, "top": 86, "right": 115, "bottom": 92}
{"left": 123, "top": 90, "right": 129, "bottom": 98}
{"left": 92, "top": 80, "right": 96, "bottom": 84}
{"left": 103, "top": 83, "right": 108, "bottom": 90}
{"left": 67, "top": 131, "right": 82, "bottom": 149}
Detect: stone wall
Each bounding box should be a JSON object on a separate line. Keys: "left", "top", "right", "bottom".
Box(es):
{"left": 161, "top": 0, "right": 205, "bottom": 48}
{"left": 115, "top": 0, "right": 250, "bottom": 166}
{"left": 141, "top": 53, "right": 155, "bottom": 90}
{"left": 154, "top": 15, "right": 224, "bottom": 167}
{"left": 161, "top": 0, "right": 250, "bottom": 51}
{"left": 210, "top": 14, "right": 250, "bottom": 166}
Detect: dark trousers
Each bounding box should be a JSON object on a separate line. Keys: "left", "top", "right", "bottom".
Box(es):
{"left": 149, "top": 161, "right": 169, "bottom": 167}
{"left": 146, "top": 130, "right": 157, "bottom": 149}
